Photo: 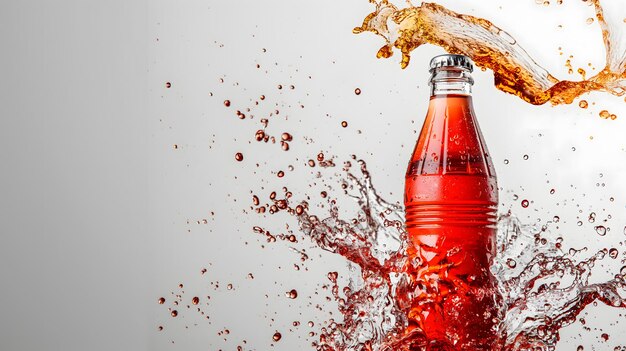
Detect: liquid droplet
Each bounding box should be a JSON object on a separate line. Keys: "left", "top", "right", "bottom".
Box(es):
{"left": 595, "top": 226, "right": 607, "bottom": 236}
{"left": 224, "top": 100, "right": 231, "bottom": 107}
{"left": 503, "top": 159, "right": 509, "bottom": 165}
{"left": 281, "top": 132, "right": 293, "bottom": 141}
{"left": 609, "top": 248, "right": 618, "bottom": 259}
{"left": 354, "top": 88, "right": 361, "bottom": 95}
{"left": 165, "top": 82, "right": 172, "bottom": 88}
{"left": 521, "top": 199, "right": 529, "bottom": 208}
{"left": 158, "top": 297, "right": 165, "bottom": 304}
{"left": 341, "top": 121, "right": 348, "bottom": 128}
{"left": 192, "top": 297, "right": 199, "bottom": 305}
{"left": 235, "top": 153, "right": 244, "bottom": 161}
{"left": 578, "top": 100, "right": 588, "bottom": 108}
{"left": 171, "top": 310, "right": 178, "bottom": 317}
{"left": 286, "top": 289, "right": 298, "bottom": 299}
{"left": 273, "top": 332, "right": 282, "bottom": 341}
{"left": 599, "top": 110, "right": 610, "bottom": 119}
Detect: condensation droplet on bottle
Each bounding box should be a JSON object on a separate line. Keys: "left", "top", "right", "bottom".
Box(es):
{"left": 503, "top": 159, "right": 509, "bottom": 165}
{"left": 577, "top": 345, "right": 584, "bottom": 351}
{"left": 521, "top": 199, "right": 529, "bottom": 208}
{"left": 158, "top": 326, "right": 164, "bottom": 331}
{"left": 158, "top": 297, "right": 165, "bottom": 304}
{"left": 281, "top": 132, "right": 292, "bottom": 141}
{"left": 224, "top": 100, "right": 231, "bottom": 107}
{"left": 341, "top": 121, "right": 348, "bottom": 128}
{"left": 354, "top": 88, "right": 361, "bottom": 95}
{"left": 235, "top": 153, "right": 244, "bottom": 161}
{"left": 595, "top": 225, "right": 606, "bottom": 236}
{"left": 601, "top": 333, "right": 609, "bottom": 341}
{"left": 286, "top": 289, "right": 298, "bottom": 299}
{"left": 165, "top": 82, "right": 172, "bottom": 88}
{"left": 523, "top": 154, "right": 529, "bottom": 160}
{"left": 192, "top": 297, "right": 199, "bottom": 305}
{"left": 308, "top": 160, "right": 316, "bottom": 167}
{"left": 277, "top": 171, "right": 285, "bottom": 178}
{"left": 273, "top": 332, "right": 282, "bottom": 341}
{"left": 171, "top": 310, "right": 178, "bottom": 317}
{"left": 608, "top": 248, "right": 618, "bottom": 259}
{"left": 577, "top": 221, "right": 583, "bottom": 226}
{"left": 553, "top": 215, "right": 560, "bottom": 222}
{"left": 317, "top": 153, "right": 325, "bottom": 161}
{"left": 227, "top": 283, "right": 233, "bottom": 290}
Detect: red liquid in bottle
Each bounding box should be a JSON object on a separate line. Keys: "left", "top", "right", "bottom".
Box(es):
{"left": 403, "top": 55, "right": 500, "bottom": 351}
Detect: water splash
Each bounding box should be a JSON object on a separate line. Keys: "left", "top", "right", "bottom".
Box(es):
{"left": 296, "top": 159, "right": 626, "bottom": 351}
{"left": 354, "top": 1, "right": 626, "bottom": 105}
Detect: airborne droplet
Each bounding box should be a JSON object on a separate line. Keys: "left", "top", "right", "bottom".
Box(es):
{"left": 286, "top": 289, "right": 298, "bottom": 299}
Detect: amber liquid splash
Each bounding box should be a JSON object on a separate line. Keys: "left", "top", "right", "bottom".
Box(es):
{"left": 353, "top": 1, "right": 626, "bottom": 105}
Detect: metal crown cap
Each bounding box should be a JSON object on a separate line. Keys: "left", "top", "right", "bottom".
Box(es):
{"left": 429, "top": 54, "right": 473, "bottom": 72}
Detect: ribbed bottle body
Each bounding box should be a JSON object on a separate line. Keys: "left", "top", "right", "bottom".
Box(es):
{"left": 403, "top": 94, "right": 500, "bottom": 350}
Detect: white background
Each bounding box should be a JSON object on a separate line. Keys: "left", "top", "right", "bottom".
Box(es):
{"left": 0, "top": 0, "right": 624, "bottom": 350}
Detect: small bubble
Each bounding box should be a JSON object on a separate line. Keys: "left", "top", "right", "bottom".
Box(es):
{"left": 281, "top": 132, "right": 292, "bottom": 141}
{"left": 293, "top": 321, "right": 300, "bottom": 327}
{"left": 286, "top": 289, "right": 298, "bottom": 299}
{"left": 553, "top": 215, "right": 560, "bottom": 222}
{"left": 503, "top": 159, "right": 509, "bottom": 165}
{"left": 506, "top": 258, "right": 517, "bottom": 268}
{"left": 308, "top": 159, "right": 316, "bottom": 167}
{"left": 595, "top": 225, "right": 606, "bottom": 236}
{"left": 235, "top": 153, "right": 244, "bottom": 161}
{"left": 158, "top": 297, "right": 165, "bottom": 304}
{"left": 341, "top": 121, "right": 348, "bottom": 128}
{"left": 523, "top": 154, "right": 529, "bottom": 160}
{"left": 224, "top": 100, "right": 231, "bottom": 107}
{"left": 308, "top": 321, "right": 315, "bottom": 327}
{"left": 158, "top": 326, "right": 164, "bottom": 331}
{"left": 354, "top": 88, "right": 361, "bottom": 95}
{"left": 272, "top": 332, "right": 282, "bottom": 341}
{"left": 227, "top": 284, "right": 233, "bottom": 290}
{"left": 521, "top": 199, "right": 529, "bottom": 208}
{"left": 277, "top": 171, "right": 285, "bottom": 178}
{"left": 192, "top": 297, "right": 199, "bottom": 305}
{"left": 609, "top": 248, "right": 618, "bottom": 259}
{"left": 171, "top": 310, "right": 178, "bottom": 317}
{"left": 165, "top": 82, "right": 172, "bottom": 88}
{"left": 278, "top": 84, "right": 283, "bottom": 90}
{"left": 247, "top": 273, "right": 254, "bottom": 279}
{"left": 601, "top": 333, "right": 609, "bottom": 341}
{"left": 550, "top": 188, "right": 555, "bottom": 194}
{"left": 577, "top": 221, "right": 583, "bottom": 226}
{"left": 579, "top": 100, "right": 588, "bottom": 109}
{"left": 178, "top": 284, "right": 184, "bottom": 289}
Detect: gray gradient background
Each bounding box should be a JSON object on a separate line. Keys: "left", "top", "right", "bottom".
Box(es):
{"left": 1, "top": 0, "right": 625, "bottom": 350}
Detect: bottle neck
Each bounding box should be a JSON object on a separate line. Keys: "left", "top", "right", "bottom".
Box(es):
{"left": 429, "top": 67, "right": 473, "bottom": 97}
